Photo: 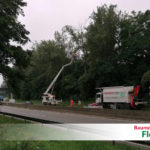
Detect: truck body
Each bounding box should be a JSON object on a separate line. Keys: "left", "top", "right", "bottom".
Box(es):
{"left": 95, "top": 85, "right": 146, "bottom": 109}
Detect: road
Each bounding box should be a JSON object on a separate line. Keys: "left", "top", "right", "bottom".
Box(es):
{"left": 0, "top": 105, "right": 144, "bottom": 123}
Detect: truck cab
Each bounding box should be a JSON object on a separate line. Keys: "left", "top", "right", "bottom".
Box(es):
{"left": 96, "top": 92, "right": 102, "bottom": 104}
{"left": 42, "top": 94, "right": 56, "bottom": 105}
{"left": 0, "top": 95, "right": 4, "bottom": 104}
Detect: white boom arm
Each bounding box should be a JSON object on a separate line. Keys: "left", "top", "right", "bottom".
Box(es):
{"left": 44, "top": 55, "right": 75, "bottom": 95}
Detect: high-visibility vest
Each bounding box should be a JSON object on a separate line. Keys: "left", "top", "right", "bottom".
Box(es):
{"left": 70, "top": 99, "right": 74, "bottom": 107}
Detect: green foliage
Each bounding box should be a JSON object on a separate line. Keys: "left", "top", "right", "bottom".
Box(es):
{"left": 0, "top": 141, "right": 142, "bottom": 150}
{"left": 79, "top": 5, "right": 122, "bottom": 98}
{"left": 5, "top": 4, "right": 150, "bottom": 102}
{"left": 78, "top": 73, "right": 95, "bottom": 100}
{"left": 0, "top": 0, "right": 31, "bottom": 97}
{"left": 0, "top": 0, "right": 30, "bottom": 72}
{"left": 57, "top": 60, "right": 84, "bottom": 99}
{"left": 0, "top": 115, "right": 26, "bottom": 124}
{"left": 55, "top": 25, "right": 88, "bottom": 73}
{"left": 86, "top": 5, "right": 120, "bottom": 63}
{"left": 18, "top": 40, "right": 68, "bottom": 100}
{"left": 141, "top": 70, "right": 150, "bottom": 87}
{"left": 118, "top": 10, "right": 150, "bottom": 84}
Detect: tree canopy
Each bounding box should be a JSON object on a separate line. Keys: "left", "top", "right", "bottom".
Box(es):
{"left": 0, "top": 0, "right": 30, "bottom": 77}
{"left": 4, "top": 4, "right": 150, "bottom": 101}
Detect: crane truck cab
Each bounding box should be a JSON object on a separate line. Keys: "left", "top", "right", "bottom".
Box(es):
{"left": 42, "top": 94, "right": 56, "bottom": 105}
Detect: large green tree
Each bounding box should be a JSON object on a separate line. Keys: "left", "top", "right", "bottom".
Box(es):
{"left": 0, "top": 0, "right": 30, "bottom": 77}
{"left": 86, "top": 5, "right": 120, "bottom": 64}
{"left": 8, "top": 4, "right": 150, "bottom": 101}
{"left": 15, "top": 40, "right": 84, "bottom": 100}
{"left": 19, "top": 40, "right": 69, "bottom": 99}
{"left": 77, "top": 5, "right": 121, "bottom": 99}
{"left": 118, "top": 10, "right": 150, "bottom": 84}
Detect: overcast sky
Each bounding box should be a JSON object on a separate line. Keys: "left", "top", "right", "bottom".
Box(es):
{"left": 18, "top": 0, "right": 150, "bottom": 49}
{"left": 0, "top": 0, "right": 150, "bottom": 85}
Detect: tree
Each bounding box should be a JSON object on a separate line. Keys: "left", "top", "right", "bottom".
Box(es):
{"left": 0, "top": 0, "right": 30, "bottom": 77}
{"left": 77, "top": 5, "right": 121, "bottom": 99}
{"left": 141, "top": 71, "right": 150, "bottom": 88}
{"left": 7, "top": 3, "right": 150, "bottom": 101}
{"left": 118, "top": 10, "right": 150, "bottom": 84}
{"left": 55, "top": 25, "right": 88, "bottom": 73}
{"left": 86, "top": 5, "right": 120, "bottom": 64}
{"left": 58, "top": 60, "right": 84, "bottom": 99}
{"left": 19, "top": 40, "right": 68, "bottom": 99}
{"left": 63, "top": 25, "right": 88, "bottom": 72}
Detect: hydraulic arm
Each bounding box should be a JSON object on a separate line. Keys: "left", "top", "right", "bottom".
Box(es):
{"left": 42, "top": 53, "right": 76, "bottom": 105}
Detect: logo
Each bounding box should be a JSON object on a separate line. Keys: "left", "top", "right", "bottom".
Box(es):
{"left": 134, "top": 125, "right": 150, "bottom": 138}
{"left": 142, "top": 131, "right": 150, "bottom": 138}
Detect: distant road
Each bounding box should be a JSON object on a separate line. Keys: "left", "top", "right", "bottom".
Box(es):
{"left": 0, "top": 106, "right": 145, "bottom": 123}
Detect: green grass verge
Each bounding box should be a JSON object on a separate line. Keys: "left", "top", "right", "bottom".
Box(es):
{"left": 0, "top": 141, "right": 143, "bottom": 150}
{"left": 0, "top": 115, "right": 27, "bottom": 124}
{"left": 16, "top": 99, "right": 42, "bottom": 105}
{"left": 0, "top": 116, "right": 144, "bottom": 150}
{"left": 15, "top": 99, "right": 94, "bottom": 107}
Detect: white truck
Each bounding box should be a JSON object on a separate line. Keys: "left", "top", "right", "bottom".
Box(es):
{"left": 42, "top": 54, "right": 76, "bottom": 105}
{"left": 95, "top": 85, "right": 146, "bottom": 109}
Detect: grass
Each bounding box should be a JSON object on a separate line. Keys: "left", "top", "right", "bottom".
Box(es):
{"left": 142, "top": 100, "right": 150, "bottom": 111}
{"left": 0, "top": 116, "right": 145, "bottom": 150}
{"left": 0, "top": 141, "right": 144, "bottom": 150}
{"left": 15, "top": 99, "right": 94, "bottom": 107}
{"left": 0, "top": 115, "right": 27, "bottom": 124}
{"left": 16, "top": 99, "right": 42, "bottom": 105}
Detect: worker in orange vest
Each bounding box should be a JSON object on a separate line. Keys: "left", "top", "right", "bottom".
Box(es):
{"left": 78, "top": 100, "right": 81, "bottom": 107}
{"left": 70, "top": 99, "right": 74, "bottom": 107}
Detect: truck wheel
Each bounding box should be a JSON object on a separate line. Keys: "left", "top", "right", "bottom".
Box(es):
{"left": 116, "top": 104, "right": 120, "bottom": 109}
{"left": 43, "top": 102, "right": 47, "bottom": 105}
{"left": 113, "top": 104, "right": 117, "bottom": 109}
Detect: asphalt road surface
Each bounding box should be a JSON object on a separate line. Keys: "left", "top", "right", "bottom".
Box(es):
{"left": 0, "top": 105, "right": 145, "bottom": 123}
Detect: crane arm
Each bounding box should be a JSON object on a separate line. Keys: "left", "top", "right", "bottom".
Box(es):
{"left": 44, "top": 55, "right": 75, "bottom": 95}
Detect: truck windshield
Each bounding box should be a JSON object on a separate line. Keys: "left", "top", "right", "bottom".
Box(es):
{"left": 96, "top": 94, "right": 100, "bottom": 98}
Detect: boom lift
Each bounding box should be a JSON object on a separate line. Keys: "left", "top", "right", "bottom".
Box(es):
{"left": 42, "top": 53, "right": 76, "bottom": 105}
